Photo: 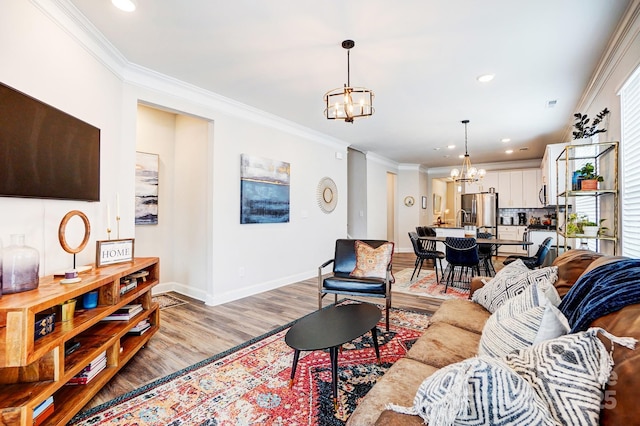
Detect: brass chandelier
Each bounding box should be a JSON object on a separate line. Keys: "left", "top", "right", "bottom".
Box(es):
{"left": 450, "top": 120, "right": 486, "bottom": 182}
{"left": 323, "top": 40, "right": 374, "bottom": 123}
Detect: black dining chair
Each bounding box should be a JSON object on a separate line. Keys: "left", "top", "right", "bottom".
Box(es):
{"left": 503, "top": 237, "right": 554, "bottom": 269}
{"left": 443, "top": 237, "right": 480, "bottom": 293}
{"left": 476, "top": 232, "right": 496, "bottom": 276}
{"left": 408, "top": 231, "right": 445, "bottom": 282}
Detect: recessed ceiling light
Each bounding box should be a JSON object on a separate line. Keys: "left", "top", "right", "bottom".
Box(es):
{"left": 458, "top": 154, "right": 465, "bottom": 159}
{"left": 505, "top": 149, "right": 514, "bottom": 154}
{"left": 501, "top": 138, "right": 511, "bottom": 143}
{"left": 112, "top": 0, "right": 136, "bottom": 12}
{"left": 477, "top": 74, "right": 495, "bottom": 83}
{"left": 433, "top": 147, "right": 441, "bottom": 151}
{"left": 447, "top": 145, "right": 456, "bottom": 149}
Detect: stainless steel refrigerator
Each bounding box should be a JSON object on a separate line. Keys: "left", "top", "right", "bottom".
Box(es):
{"left": 460, "top": 192, "right": 498, "bottom": 235}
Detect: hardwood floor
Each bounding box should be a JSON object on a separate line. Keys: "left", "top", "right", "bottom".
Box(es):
{"left": 81, "top": 252, "right": 466, "bottom": 411}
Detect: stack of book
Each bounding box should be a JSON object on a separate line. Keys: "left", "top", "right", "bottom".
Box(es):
{"left": 119, "top": 277, "right": 138, "bottom": 295}
{"left": 33, "top": 396, "right": 54, "bottom": 426}
{"left": 66, "top": 351, "right": 107, "bottom": 385}
{"left": 102, "top": 304, "right": 143, "bottom": 321}
{"left": 128, "top": 318, "right": 152, "bottom": 336}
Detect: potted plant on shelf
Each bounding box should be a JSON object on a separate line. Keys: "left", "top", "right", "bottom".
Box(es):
{"left": 581, "top": 220, "right": 599, "bottom": 237}
{"left": 577, "top": 162, "right": 604, "bottom": 190}
{"left": 572, "top": 108, "right": 610, "bottom": 142}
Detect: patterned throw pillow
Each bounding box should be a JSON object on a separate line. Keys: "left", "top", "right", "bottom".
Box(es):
{"left": 472, "top": 262, "right": 559, "bottom": 313}
{"left": 479, "top": 281, "right": 570, "bottom": 358}
{"left": 504, "top": 328, "right": 637, "bottom": 425}
{"left": 386, "top": 356, "right": 556, "bottom": 426}
{"left": 350, "top": 240, "right": 394, "bottom": 279}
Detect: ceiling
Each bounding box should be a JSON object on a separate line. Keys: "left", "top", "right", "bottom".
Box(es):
{"left": 68, "top": 0, "right": 631, "bottom": 168}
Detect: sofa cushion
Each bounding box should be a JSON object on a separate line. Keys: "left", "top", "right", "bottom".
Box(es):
{"left": 551, "top": 249, "right": 603, "bottom": 298}
{"left": 346, "top": 358, "right": 438, "bottom": 426}
{"left": 350, "top": 240, "right": 394, "bottom": 279}
{"left": 387, "top": 356, "right": 555, "bottom": 426}
{"left": 472, "top": 262, "right": 558, "bottom": 313}
{"left": 374, "top": 410, "right": 424, "bottom": 426}
{"left": 429, "top": 299, "right": 491, "bottom": 334}
{"left": 479, "top": 281, "right": 569, "bottom": 358}
{"left": 503, "top": 328, "right": 635, "bottom": 425}
{"left": 406, "top": 322, "right": 480, "bottom": 368}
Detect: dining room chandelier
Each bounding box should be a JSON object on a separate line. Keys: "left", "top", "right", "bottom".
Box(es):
{"left": 450, "top": 120, "right": 486, "bottom": 182}
{"left": 323, "top": 40, "right": 374, "bottom": 123}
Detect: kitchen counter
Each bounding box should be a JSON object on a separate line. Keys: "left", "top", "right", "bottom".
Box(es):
{"left": 527, "top": 225, "right": 557, "bottom": 231}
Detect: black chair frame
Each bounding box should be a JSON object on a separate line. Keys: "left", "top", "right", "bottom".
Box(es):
{"left": 318, "top": 239, "right": 393, "bottom": 331}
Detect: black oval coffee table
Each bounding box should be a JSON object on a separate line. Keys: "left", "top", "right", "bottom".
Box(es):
{"left": 285, "top": 302, "right": 382, "bottom": 410}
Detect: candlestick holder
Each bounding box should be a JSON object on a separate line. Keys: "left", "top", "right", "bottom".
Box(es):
{"left": 107, "top": 227, "right": 112, "bottom": 240}
{"left": 116, "top": 216, "right": 121, "bottom": 239}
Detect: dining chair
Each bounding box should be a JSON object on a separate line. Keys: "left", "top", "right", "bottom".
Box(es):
{"left": 476, "top": 231, "right": 496, "bottom": 276}
{"left": 408, "top": 231, "right": 445, "bottom": 282}
{"left": 503, "top": 237, "right": 554, "bottom": 269}
{"left": 443, "top": 237, "right": 480, "bottom": 293}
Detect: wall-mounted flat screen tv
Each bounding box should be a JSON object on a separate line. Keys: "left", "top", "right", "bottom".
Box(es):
{"left": 0, "top": 82, "right": 100, "bottom": 201}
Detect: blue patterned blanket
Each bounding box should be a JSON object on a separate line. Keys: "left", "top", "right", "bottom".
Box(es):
{"left": 558, "top": 258, "right": 640, "bottom": 332}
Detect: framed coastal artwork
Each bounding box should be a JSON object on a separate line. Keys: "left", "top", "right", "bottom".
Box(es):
{"left": 135, "top": 151, "right": 159, "bottom": 225}
{"left": 240, "top": 154, "right": 290, "bottom": 224}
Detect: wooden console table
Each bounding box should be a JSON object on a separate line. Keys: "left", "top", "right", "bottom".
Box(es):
{"left": 0, "top": 257, "right": 160, "bottom": 426}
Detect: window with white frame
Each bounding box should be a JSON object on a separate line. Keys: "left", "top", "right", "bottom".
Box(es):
{"left": 620, "top": 66, "right": 640, "bottom": 257}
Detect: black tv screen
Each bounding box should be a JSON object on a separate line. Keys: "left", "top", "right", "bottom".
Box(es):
{"left": 0, "top": 82, "right": 100, "bottom": 201}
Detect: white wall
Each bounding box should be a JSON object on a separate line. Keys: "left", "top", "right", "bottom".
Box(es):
{"left": 347, "top": 148, "right": 368, "bottom": 239}
{"left": 396, "top": 166, "right": 421, "bottom": 252}
{"left": 0, "top": 1, "right": 126, "bottom": 274}
{"left": 366, "top": 153, "right": 399, "bottom": 240}
{"left": 1, "top": 1, "right": 350, "bottom": 305}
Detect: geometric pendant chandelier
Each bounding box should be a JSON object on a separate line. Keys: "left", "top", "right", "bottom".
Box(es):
{"left": 450, "top": 119, "right": 486, "bottom": 182}
{"left": 323, "top": 40, "right": 374, "bottom": 123}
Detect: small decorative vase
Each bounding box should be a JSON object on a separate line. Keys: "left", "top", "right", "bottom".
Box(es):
{"left": 2, "top": 234, "right": 39, "bottom": 294}
{"left": 573, "top": 137, "right": 592, "bottom": 145}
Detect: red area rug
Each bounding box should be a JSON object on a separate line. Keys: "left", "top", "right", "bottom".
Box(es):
{"left": 392, "top": 268, "right": 470, "bottom": 300}
{"left": 69, "top": 301, "right": 430, "bottom": 425}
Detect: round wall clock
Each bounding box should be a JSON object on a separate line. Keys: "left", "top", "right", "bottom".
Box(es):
{"left": 317, "top": 177, "right": 338, "bottom": 213}
{"left": 404, "top": 196, "right": 415, "bottom": 207}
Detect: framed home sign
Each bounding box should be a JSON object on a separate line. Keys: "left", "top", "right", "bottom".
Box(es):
{"left": 96, "top": 239, "right": 135, "bottom": 267}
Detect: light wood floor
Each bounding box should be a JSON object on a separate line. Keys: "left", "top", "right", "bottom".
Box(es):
{"left": 82, "top": 252, "right": 484, "bottom": 411}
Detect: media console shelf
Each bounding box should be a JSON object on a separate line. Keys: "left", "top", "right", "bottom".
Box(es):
{"left": 0, "top": 257, "right": 160, "bottom": 426}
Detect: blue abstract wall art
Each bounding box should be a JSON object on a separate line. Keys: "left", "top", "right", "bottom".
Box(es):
{"left": 240, "top": 154, "right": 290, "bottom": 224}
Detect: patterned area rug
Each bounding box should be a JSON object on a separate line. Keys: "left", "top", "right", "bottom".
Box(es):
{"left": 152, "top": 293, "right": 188, "bottom": 309}
{"left": 69, "top": 301, "right": 430, "bottom": 426}
{"left": 392, "top": 268, "right": 470, "bottom": 300}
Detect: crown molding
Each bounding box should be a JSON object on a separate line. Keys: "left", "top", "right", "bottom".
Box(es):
{"left": 33, "top": 0, "right": 349, "bottom": 152}
{"left": 365, "top": 152, "right": 399, "bottom": 169}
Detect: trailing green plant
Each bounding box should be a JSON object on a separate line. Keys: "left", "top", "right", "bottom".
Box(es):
{"left": 577, "top": 163, "right": 604, "bottom": 182}
{"left": 572, "top": 108, "right": 610, "bottom": 139}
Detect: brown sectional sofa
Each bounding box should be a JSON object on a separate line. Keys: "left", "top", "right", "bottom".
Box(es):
{"left": 347, "top": 250, "right": 640, "bottom": 425}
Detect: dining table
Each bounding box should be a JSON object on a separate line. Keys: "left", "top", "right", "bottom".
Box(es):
{"left": 418, "top": 235, "right": 533, "bottom": 248}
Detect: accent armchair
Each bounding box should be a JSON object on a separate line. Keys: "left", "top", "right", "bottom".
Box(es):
{"left": 318, "top": 239, "right": 394, "bottom": 331}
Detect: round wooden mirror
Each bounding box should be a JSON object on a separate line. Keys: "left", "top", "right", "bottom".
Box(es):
{"left": 58, "top": 210, "right": 91, "bottom": 254}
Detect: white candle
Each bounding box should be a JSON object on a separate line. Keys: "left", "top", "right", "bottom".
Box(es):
{"left": 116, "top": 193, "right": 120, "bottom": 218}
{"left": 107, "top": 202, "right": 111, "bottom": 228}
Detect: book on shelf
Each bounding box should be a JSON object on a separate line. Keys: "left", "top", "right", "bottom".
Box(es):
{"left": 33, "top": 396, "right": 54, "bottom": 418}
{"left": 102, "top": 304, "right": 143, "bottom": 321}
{"left": 34, "top": 402, "right": 54, "bottom": 426}
{"left": 128, "top": 318, "right": 151, "bottom": 335}
{"left": 67, "top": 352, "right": 107, "bottom": 385}
{"left": 120, "top": 279, "right": 138, "bottom": 295}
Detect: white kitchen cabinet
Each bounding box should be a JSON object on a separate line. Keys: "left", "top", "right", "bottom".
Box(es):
{"left": 498, "top": 169, "right": 540, "bottom": 208}
{"left": 522, "top": 169, "right": 542, "bottom": 208}
{"left": 497, "top": 225, "right": 527, "bottom": 255}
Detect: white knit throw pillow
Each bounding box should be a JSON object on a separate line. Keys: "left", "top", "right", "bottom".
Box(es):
{"left": 479, "top": 280, "right": 570, "bottom": 358}
{"left": 386, "top": 356, "right": 556, "bottom": 426}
